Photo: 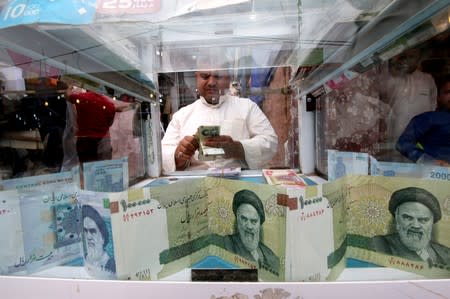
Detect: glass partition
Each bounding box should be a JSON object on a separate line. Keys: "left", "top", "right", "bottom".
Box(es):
{"left": 299, "top": 0, "right": 450, "bottom": 177}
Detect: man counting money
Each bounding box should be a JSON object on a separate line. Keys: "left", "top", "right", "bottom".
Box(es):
{"left": 223, "top": 189, "right": 280, "bottom": 274}
{"left": 371, "top": 187, "right": 450, "bottom": 267}
{"left": 161, "top": 62, "right": 278, "bottom": 172}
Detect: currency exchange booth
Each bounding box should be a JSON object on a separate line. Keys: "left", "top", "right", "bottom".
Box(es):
{"left": 0, "top": 0, "right": 449, "bottom": 298}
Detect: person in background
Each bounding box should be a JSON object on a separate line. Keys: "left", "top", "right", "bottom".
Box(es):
{"left": 396, "top": 75, "right": 450, "bottom": 165}
{"left": 380, "top": 47, "right": 437, "bottom": 151}
{"left": 161, "top": 63, "right": 278, "bottom": 172}
{"left": 371, "top": 187, "right": 450, "bottom": 267}
{"left": 66, "top": 89, "right": 116, "bottom": 164}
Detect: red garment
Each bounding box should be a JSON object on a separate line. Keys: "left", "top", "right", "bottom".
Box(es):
{"left": 69, "top": 91, "right": 116, "bottom": 138}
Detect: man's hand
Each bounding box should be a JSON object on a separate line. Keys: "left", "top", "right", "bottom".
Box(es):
{"left": 175, "top": 136, "right": 199, "bottom": 170}
{"left": 203, "top": 135, "right": 245, "bottom": 160}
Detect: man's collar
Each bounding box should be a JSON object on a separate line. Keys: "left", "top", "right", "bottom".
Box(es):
{"left": 200, "top": 95, "right": 228, "bottom": 108}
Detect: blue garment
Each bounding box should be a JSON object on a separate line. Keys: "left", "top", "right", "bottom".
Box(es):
{"left": 396, "top": 110, "right": 450, "bottom": 163}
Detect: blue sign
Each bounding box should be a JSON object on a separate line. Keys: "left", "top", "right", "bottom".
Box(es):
{"left": 0, "top": 0, "right": 98, "bottom": 29}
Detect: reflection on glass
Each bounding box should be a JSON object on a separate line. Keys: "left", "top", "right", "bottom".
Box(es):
{"left": 315, "top": 24, "right": 450, "bottom": 176}
{"left": 0, "top": 75, "right": 146, "bottom": 183}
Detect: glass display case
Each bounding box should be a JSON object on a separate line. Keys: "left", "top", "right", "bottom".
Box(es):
{"left": 0, "top": 0, "right": 449, "bottom": 297}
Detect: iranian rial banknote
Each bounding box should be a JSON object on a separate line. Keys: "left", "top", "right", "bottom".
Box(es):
{"left": 109, "top": 187, "right": 167, "bottom": 280}
{"left": 370, "top": 156, "right": 450, "bottom": 182}
{"left": 263, "top": 169, "right": 318, "bottom": 187}
{"left": 285, "top": 184, "right": 338, "bottom": 281}
{"left": 0, "top": 172, "right": 82, "bottom": 274}
{"left": 0, "top": 190, "right": 25, "bottom": 275}
{"left": 78, "top": 190, "right": 117, "bottom": 280}
{"left": 326, "top": 175, "right": 450, "bottom": 278}
{"left": 205, "top": 177, "right": 287, "bottom": 281}
{"left": 196, "top": 125, "right": 225, "bottom": 160}
{"left": 327, "top": 150, "right": 369, "bottom": 181}
{"left": 82, "top": 157, "right": 129, "bottom": 192}
{"left": 115, "top": 177, "right": 287, "bottom": 281}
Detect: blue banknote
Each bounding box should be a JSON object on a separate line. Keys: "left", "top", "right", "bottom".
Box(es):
{"left": 327, "top": 150, "right": 369, "bottom": 181}
{"left": 83, "top": 157, "right": 129, "bottom": 192}
{"left": 370, "top": 156, "right": 450, "bottom": 181}
{"left": 0, "top": 172, "right": 81, "bottom": 274}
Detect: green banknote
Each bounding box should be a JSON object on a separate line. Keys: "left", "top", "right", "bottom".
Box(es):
{"left": 149, "top": 177, "right": 288, "bottom": 281}
{"left": 196, "top": 125, "right": 225, "bottom": 160}
{"left": 146, "top": 178, "right": 209, "bottom": 279}
{"left": 205, "top": 177, "right": 287, "bottom": 281}
{"left": 327, "top": 175, "right": 450, "bottom": 278}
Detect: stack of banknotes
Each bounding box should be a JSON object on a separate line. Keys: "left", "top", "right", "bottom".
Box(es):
{"left": 327, "top": 149, "right": 450, "bottom": 182}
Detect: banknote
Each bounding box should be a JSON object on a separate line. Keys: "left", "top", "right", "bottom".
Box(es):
{"left": 286, "top": 184, "right": 339, "bottom": 281}
{"left": 207, "top": 167, "right": 242, "bottom": 177}
{"left": 113, "top": 177, "right": 288, "bottom": 282}
{"left": 78, "top": 190, "right": 117, "bottom": 280}
{"left": 263, "top": 169, "right": 318, "bottom": 187}
{"left": 0, "top": 170, "right": 80, "bottom": 191}
{"left": 82, "top": 157, "right": 129, "bottom": 192}
{"left": 333, "top": 175, "right": 450, "bottom": 278}
{"left": 0, "top": 190, "right": 25, "bottom": 275}
{"left": 150, "top": 178, "right": 213, "bottom": 280}
{"left": 370, "top": 156, "right": 450, "bottom": 182}
{"left": 205, "top": 177, "right": 287, "bottom": 281}
{"left": 327, "top": 150, "right": 369, "bottom": 181}
{"left": 0, "top": 172, "right": 82, "bottom": 274}
{"left": 109, "top": 188, "right": 167, "bottom": 280}
{"left": 196, "top": 125, "right": 225, "bottom": 160}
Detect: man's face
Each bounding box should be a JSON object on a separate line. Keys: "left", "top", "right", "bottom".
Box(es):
{"left": 389, "top": 48, "right": 421, "bottom": 76}
{"left": 195, "top": 70, "right": 230, "bottom": 104}
{"left": 83, "top": 217, "right": 104, "bottom": 259}
{"left": 395, "top": 202, "right": 434, "bottom": 252}
{"left": 438, "top": 81, "right": 450, "bottom": 111}
{"left": 236, "top": 203, "right": 260, "bottom": 252}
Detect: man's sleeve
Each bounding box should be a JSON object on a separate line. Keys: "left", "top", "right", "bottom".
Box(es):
{"left": 240, "top": 102, "right": 278, "bottom": 169}
{"left": 161, "top": 115, "right": 181, "bottom": 173}
{"left": 396, "top": 113, "right": 432, "bottom": 162}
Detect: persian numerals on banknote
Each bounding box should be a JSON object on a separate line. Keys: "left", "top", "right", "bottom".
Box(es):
{"left": 83, "top": 157, "right": 129, "bottom": 192}
{"left": 327, "top": 150, "right": 369, "bottom": 181}
{"left": 78, "top": 190, "right": 117, "bottom": 280}
{"left": 205, "top": 177, "right": 287, "bottom": 281}
{"left": 342, "top": 175, "right": 450, "bottom": 278}
{"left": 149, "top": 178, "right": 212, "bottom": 279}
{"left": 0, "top": 189, "right": 26, "bottom": 275}
{"left": 108, "top": 187, "right": 167, "bottom": 280}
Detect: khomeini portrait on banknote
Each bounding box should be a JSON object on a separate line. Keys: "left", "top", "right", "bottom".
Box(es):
{"left": 82, "top": 205, "right": 116, "bottom": 275}
{"left": 223, "top": 189, "right": 280, "bottom": 274}
{"left": 371, "top": 187, "right": 450, "bottom": 267}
